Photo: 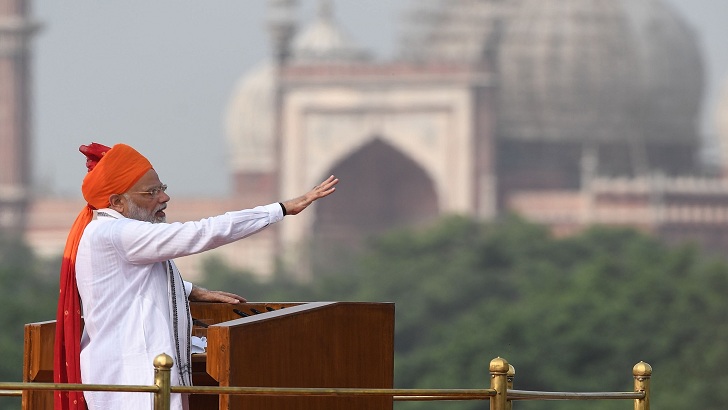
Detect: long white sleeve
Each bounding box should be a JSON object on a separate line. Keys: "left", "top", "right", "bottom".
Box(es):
{"left": 99, "top": 203, "right": 283, "bottom": 264}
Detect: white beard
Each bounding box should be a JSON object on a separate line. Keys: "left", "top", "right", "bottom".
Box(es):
{"left": 123, "top": 194, "right": 166, "bottom": 223}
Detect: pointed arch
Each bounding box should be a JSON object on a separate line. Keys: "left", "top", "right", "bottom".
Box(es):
{"left": 312, "top": 138, "right": 439, "bottom": 258}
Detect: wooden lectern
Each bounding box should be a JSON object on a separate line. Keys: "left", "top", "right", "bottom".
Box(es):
{"left": 23, "top": 301, "right": 395, "bottom": 410}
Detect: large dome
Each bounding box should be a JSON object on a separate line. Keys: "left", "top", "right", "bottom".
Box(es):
{"left": 497, "top": 0, "right": 642, "bottom": 143}
{"left": 399, "top": 0, "right": 704, "bottom": 146}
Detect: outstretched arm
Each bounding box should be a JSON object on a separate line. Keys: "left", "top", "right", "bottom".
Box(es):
{"left": 184, "top": 177, "right": 337, "bottom": 303}
{"left": 281, "top": 175, "right": 338, "bottom": 216}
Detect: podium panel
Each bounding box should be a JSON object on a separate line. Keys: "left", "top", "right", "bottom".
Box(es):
{"left": 22, "top": 320, "right": 56, "bottom": 409}
{"left": 23, "top": 302, "right": 395, "bottom": 410}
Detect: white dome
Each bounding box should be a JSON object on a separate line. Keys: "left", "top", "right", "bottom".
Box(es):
{"left": 290, "top": 0, "right": 369, "bottom": 63}
{"left": 225, "top": 62, "right": 276, "bottom": 173}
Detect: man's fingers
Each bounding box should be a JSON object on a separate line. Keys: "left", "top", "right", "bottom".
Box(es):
{"left": 316, "top": 175, "right": 338, "bottom": 190}
{"left": 220, "top": 291, "right": 247, "bottom": 303}
{"left": 284, "top": 175, "right": 338, "bottom": 215}
{"left": 210, "top": 291, "right": 246, "bottom": 304}
{"left": 315, "top": 176, "right": 338, "bottom": 196}
{"left": 217, "top": 295, "right": 241, "bottom": 304}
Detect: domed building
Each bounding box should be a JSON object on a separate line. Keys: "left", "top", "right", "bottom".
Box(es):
{"left": 223, "top": 0, "right": 728, "bottom": 274}
{"left": 16, "top": 0, "right": 723, "bottom": 280}
{"left": 219, "top": 0, "right": 728, "bottom": 274}
{"left": 6, "top": 0, "right": 728, "bottom": 278}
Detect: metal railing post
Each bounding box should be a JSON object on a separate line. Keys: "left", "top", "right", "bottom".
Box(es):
{"left": 490, "top": 357, "right": 509, "bottom": 410}
{"left": 633, "top": 361, "right": 652, "bottom": 410}
{"left": 153, "top": 354, "right": 173, "bottom": 410}
{"left": 506, "top": 364, "right": 515, "bottom": 410}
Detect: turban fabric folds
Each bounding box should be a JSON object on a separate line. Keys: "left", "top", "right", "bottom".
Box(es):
{"left": 54, "top": 143, "right": 152, "bottom": 410}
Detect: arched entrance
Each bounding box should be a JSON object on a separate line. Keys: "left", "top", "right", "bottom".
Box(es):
{"left": 311, "top": 138, "right": 439, "bottom": 270}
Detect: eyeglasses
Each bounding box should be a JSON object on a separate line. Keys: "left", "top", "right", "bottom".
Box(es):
{"left": 130, "top": 184, "right": 168, "bottom": 198}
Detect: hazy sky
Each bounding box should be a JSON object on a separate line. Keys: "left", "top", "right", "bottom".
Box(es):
{"left": 31, "top": 0, "right": 728, "bottom": 198}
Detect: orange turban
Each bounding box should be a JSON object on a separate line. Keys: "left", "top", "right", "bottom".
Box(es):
{"left": 54, "top": 143, "right": 152, "bottom": 410}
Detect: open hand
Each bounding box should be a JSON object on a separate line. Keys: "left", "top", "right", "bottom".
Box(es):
{"left": 281, "top": 175, "right": 338, "bottom": 216}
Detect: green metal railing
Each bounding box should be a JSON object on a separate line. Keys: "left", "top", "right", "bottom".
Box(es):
{"left": 1, "top": 355, "right": 651, "bottom": 410}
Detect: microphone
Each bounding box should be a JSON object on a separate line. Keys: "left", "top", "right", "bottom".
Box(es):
{"left": 192, "top": 318, "right": 209, "bottom": 328}
{"left": 233, "top": 309, "right": 249, "bottom": 317}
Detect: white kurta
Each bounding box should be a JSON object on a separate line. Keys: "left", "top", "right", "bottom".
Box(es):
{"left": 75, "top": 204, "right": 283, "bottom": 410}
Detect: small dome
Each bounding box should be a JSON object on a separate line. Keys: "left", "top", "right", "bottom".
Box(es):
{"left": 225, "top": 1, "right": 371, "bottom": 175}
{"left": 291, "top": 0, "right": 369, "bottom": 63}
{"left": 225, "top": 62, "right": 276, "bottom": 173}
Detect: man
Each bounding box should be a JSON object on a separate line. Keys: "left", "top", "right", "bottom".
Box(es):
{"left": 54, "top": 143, "right": 338, "bottom": 410}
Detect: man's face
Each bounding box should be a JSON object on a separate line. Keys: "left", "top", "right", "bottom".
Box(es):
{"left": 122, "top": 169, "right": 170, "bottom": 223}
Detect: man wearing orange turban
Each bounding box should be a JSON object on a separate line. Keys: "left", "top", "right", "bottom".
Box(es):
{"left": 54, "top": 143, "right": 338, "bottom": 410}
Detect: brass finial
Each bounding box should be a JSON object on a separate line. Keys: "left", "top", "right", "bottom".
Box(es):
{"left": 633, "top": 361, "right": 652, "bottom": 377}
{"left": 508, "top": 364, "right": 516, "bottom": 376}
{"left": 153, "top": 353, "right": 174, "bottom": 369}
{"left": 490, "top": 357, "right": 510, "bottom": 373}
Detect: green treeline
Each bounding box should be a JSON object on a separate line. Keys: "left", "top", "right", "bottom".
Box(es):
{"left": 0, "top": 232, "right": 59, "bottom": 410}
{"left": 201, "top": 215, "right": 728, "bottom": 410}
{"left": 2, "top": 215, "right": 727, "bottom": 410}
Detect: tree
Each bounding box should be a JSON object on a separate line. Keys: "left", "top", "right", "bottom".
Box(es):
{"left": 199, "top": 216, "right": 728, "bottom": 410}
{"left": 0, "top": 231, "right": 59, "bottom": 409}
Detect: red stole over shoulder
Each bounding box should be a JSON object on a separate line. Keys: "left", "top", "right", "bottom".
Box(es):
{"left": 54, "top": 143, "right": 151, "bottom": 410}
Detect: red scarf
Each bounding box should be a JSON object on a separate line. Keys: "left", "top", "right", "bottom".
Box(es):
{"left": 54, "top": 143, "right": 151, "bottom": 409}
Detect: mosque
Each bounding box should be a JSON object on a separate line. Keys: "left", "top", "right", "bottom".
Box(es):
{"left": 4, "top": 0, "right": 728, "bottom": 278}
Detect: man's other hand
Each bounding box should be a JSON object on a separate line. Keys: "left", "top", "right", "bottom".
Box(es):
{"left": 189, "top": 285, "right": 247, "bottom": 304}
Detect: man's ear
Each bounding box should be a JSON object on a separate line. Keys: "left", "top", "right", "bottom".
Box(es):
{"left": 108, "top": 194, "right": 125, "bottom": 213}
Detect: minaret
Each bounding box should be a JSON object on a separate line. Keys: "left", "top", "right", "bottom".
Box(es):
{"left": 267, "top": 0, "right": 297, "bottom": 65}
{"left": 0, "top": 0, "right": 40, "bottom": 234}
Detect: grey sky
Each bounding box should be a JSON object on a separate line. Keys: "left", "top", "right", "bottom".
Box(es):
{"left": 32, "top": 0, "right": 728, "bottom": 197}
